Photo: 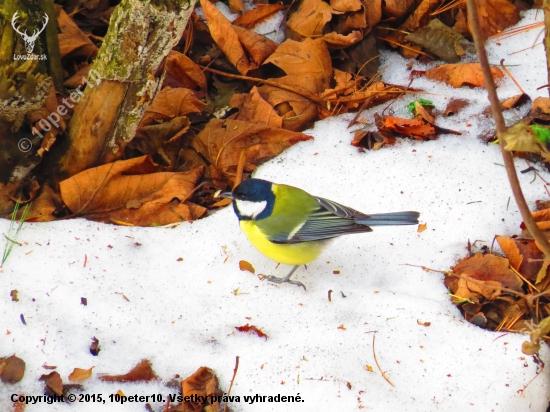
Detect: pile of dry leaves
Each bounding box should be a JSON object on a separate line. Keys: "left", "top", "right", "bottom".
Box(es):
{"left": 1, "top": 0, "right": 538, "bottom": 227}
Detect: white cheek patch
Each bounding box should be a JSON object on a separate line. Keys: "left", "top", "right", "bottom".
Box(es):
{"left": 235, "top": 199, "right": 267, "bottom": 218}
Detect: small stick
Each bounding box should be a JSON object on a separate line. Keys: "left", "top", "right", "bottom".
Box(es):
{"left": 224, "top": 356, "right": 240, "bottom": 412}
{"left": 373, "top": 333, "right": 394, "bottom": 387}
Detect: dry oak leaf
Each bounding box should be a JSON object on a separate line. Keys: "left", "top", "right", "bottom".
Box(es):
{"left": 230, "top": 86, "right": 283, "bottom": 128}
{"left": 236, "top": 324, "right": 268, "bottom": 339}
{"left": 375, "top": 114, "right": 461, "bottom": 140}
{"left": 25, "top": 184, "right": 61, "bottom": 222}
{"left": 259, "top": 38, "right": 332, "bottom": 130}
{"left": 453, "top": 8, "right": 469, "bottom": 35}
{"left": 444, "top": 98, "right": 469, "bottom": 116}
{"left": 165, "top": 51, "right": 207, "bottom": 91}
{"left": 287, "top": 0, "right": 335, "bottom": 38}
{"left": 59, "top": 155, "right": 203, "bottom": 218}
{"left": 531, "top": 97, "right": 550, "bottom": 115}
{"left": 446, "top": 253, "right": 523, "bottom": 300}
{"left": 193, "top": 118, "right": 313, "bottom": 180}
{"left": 239, "top": 260, "right": 256, "bottom": 274}
{"left": 324, "top": 82, "right": 409, "bottom": 112}
{"left": 330, "top": 0, "right": 362, "bottom": 12}
{"left": 229, "top": 0, "right": 244, "bottom": 13}
{"left": 232, "top": 4, "right": 285, "bottom": 29}
{"left": 376, "top": 115, "right": 435, "bottom": 140}
{"left": 334, "top": 8, "right": 367, "bottom": 33}
{"left": 39, "top": 371, "right": 63, "bottom": 396}
{"left": 200, "top": 0, "right": 277, "bottom": 74}
{"left": 139, "top": 87, "right": 205, "bottom": 127}
{"left": 322, "top": 30, "right": 363, "bottom": 49}
{"left": 383, "top": 0, "right": 414, "bottom": 18}
{"left": 383, "top": 0, "right": 438, "bottom": 47}
{"left": 321, "top": 69, "right": 362, "bottom": 100}
{"left": 263, "top": 38, "right": 332, "bottom": 93}
{"left": 99, "top": 359, "right": 158, "bottom": 382}
{"left": 512, "top": 238, "right": 545, "bottom": 283}
{"left": 182, "top": 367, "right": 221, "bottom": 410}
{"left": 232, "top": 25, "right": 278, "bottom": 70}
{"left": 530, "top": 208, "right": 550, "bottom": 230}
{"left": 495, "top": 235, "right": 523, "bottom": 271}
{"left": 0, "top": 355, "right": 25, "bottom": 384}
{"left": 501, "top": 93, "right": 531, "bottom": 110}
{"left": 474, "top": 0, "right": 520, "bottom": 38}
{"left": 68, "top": 367, "right": 94, "bottom": 382}
{"left": 57, "top": 9, "right": 98, "bottom": 58}
{"left": 106, "top": 201, "right": 206, "bottom": 226}
{"left": 425, "top": 63, "right": 504, "bottom": 88}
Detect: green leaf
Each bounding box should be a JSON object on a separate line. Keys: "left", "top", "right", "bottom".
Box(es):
{"left": 407, "top": 98, "right": 435, "bottom": 115}
{"left": 531, "top": 124, "right": 550, "bottom": 145}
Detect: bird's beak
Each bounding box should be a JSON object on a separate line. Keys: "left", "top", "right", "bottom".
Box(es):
{"left": 214, "top": 189, "right": 234, "bottom": 199}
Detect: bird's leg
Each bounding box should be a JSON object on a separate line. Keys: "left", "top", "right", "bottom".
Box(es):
{"left": 263, "top": 265, "right": 306, "bottom": 290}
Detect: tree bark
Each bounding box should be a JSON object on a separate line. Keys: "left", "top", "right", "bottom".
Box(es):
{"left": 57, "top": 0, "right": 195, "bottom": 179}
{"left": 0, "top": 0, "right": 62, "bottom": 186}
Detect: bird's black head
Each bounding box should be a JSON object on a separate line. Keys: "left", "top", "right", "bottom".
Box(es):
{"left": 228, "top": 178, "right": 275, "bottom": 220}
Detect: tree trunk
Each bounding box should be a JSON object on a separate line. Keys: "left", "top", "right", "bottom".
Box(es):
{"left": 56, "top": 0, "right": 195, "bottom": 179}
{"left": 0, "top": 0, "right": 62, "bottom": 187}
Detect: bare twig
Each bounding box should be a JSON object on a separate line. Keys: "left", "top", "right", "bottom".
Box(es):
{"left": 198, "top": 65, "right": 321, "bottom": 103}
{"left": 372, "top": 333, "right": 394, "bottom": 387}
{"left": 224, "top": 356, "right": 240, "bottom": 412}
{"left": 466, "top": 0, "right": 550, "bottom": 257}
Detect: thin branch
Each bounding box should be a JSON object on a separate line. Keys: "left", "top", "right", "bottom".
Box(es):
{"left": 466, "top": 0, "right": 550, "bottom": 257}
{"left": 372, "top": 333, "right": 394, "bottom": 387}
{"left": 199, "top": 65, "right": 321, "bottom": 103}
{"left": 224, "top": 356, "right": 240, "bottom": 412}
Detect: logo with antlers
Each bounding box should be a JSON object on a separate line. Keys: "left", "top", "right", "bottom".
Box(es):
{"left": 11, "top": 10, "right": 49, "bottom": 54}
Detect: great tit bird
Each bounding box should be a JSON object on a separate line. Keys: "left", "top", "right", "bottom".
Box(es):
{"left": 220, "top": 179, "right": 419, "bottom": 289}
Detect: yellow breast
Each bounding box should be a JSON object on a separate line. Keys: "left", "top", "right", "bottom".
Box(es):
{"left": 240, "top": 220, "right": 326, "bottom": 265}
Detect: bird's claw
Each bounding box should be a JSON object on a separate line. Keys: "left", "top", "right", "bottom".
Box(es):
{"left": 261, "top": 274, "right": 307, "bottom": 291}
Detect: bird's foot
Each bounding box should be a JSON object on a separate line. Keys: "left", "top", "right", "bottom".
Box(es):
{"left": 261, "top": 274, "right": 307, "bottom": 291}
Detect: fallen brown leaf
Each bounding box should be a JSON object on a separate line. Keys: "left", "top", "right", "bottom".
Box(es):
{"left": 239, "top": 260, "right": 255, "bottom": 274}
{"left": 39, "top": 371, "right": 63, "bottom": 396}
{"left": 376, "top": 114, "right": 460, "bottom": 140}
{"left": 165, "top": 51, "right": 207, "bottom": 91}
{"left": 496, "top": 235, "right": 523, "bottom": 271}
{"left": 322, "top": 31, "right": 363, "bottom": 49}
{"left": 59, "top": 155, "right": 204, "bottom": 225}
{"left": 383, "top": 0, "right": 414, "bottom": 18}
{"left": 259, "top": 38, "right": 331, "bottom": 130}
{"left": 139, "top": 87, "right": 205, "bottom": 127}
{"left": 330, "top": 0, "right": 362, "bottom": 12}
{"left": 201, "top": 0, "right": 277, "bottom": 74}
{"left": 99, "top": 359, "right": 158, "bottom": 382}
{"left": 444, "top": 98, "right": 469, "bottom": 116}
{"left": 233, "top": 4, "right": 285, "bottom": 29}
{"left": 68, "top": 367, "right": 94, "bottom": 382}
{"left": 447, "top": 253, "right": 523, "bottom": 301}
{"left": 236, "top": 324, "right": 268, "bottom": 339}
{"left": 230, "top": 86, "right": 283, "bottom": 127}
{"left": 181, "top": 367, "right": 222, "bottom": 411}
{"left": 192, "top": 118, "right": 312, "bottom": 182}
{"left": 475, "top": 0, "right": 520, "bottom": 38}
{"left": 0, "top": 355, "right": 25, "bottom": 384}
{"left": 57, "top": 9, "right": 99, "bottom": 58}
{"left": 425, "top": 63, "right": 504, "bottom": 88}
{"left": 287, "top": 0, "right": 334, "bottom": 38}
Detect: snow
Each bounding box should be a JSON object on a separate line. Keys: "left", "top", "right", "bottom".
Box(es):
{"left": 1, "top": 8, "right": 550, "bottom": 412}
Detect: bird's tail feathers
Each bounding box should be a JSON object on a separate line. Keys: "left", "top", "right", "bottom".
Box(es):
{"left": 356, "top": 211, "right": 420, "bottom": 226}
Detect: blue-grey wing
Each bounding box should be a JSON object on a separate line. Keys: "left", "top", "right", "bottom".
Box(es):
{"left": 269, "top": 196, "right": 372, "bottom": 244}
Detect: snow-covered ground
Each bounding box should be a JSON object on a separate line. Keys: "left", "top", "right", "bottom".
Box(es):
{"left": 1, "top": 9, "right": 549, "bottom": 412}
